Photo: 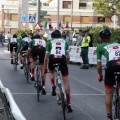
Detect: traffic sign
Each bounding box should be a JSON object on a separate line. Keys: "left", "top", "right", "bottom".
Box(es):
{"left": 111, "top": 15, "right": 118, "bottom": 22}
{"left": 21, "top": 22, "right": 27, "bottom": 27}
{"left": 21, "top": 14, "right": 28, "bottom": 22}
{"left": 29, "top": 16, "right": 36, "bottom": 23}
{"left": 34, "top": 23, "right": 42, "bottom": 30}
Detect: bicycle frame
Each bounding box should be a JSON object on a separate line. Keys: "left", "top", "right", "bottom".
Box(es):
{"left": 12, "top": 47, "right": 17, "bottom": 71}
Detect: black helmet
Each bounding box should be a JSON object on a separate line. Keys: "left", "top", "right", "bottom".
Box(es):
{"left": 51, "top": 30, "right": 61, "bottom": 38}
{"left": 13, "top": 34, "right": 17, "bottom": 38}
{"left": 100, "top": 28, "right": 111, "bottom": 39}
{"left": 33, "top": 34, "right": 40, "bottom": 39}
{"left": 22, "top": 33, "right": 28, "bottom": 38}
{"left": 21, "top": 32, "right": 25, "bottom": 37}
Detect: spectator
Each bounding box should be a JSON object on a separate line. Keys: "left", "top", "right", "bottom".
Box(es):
{"left": 76, "top": 29, "right": 83, "bottom": 46}
{"left": 48, "top": 19, "right": 52, "bottom": 29}
{"left": 7, "top": 31, "right": 11, "bottom": 40}
{"left": 0, "top": 33, "right": 4, "bottom": 46}
{"left": 66, "top": 31, "right": 73, "bottom": 46}
{"left": 2, "top": 31, "right": 5, "bottom": 42}
{"left": 86, "top": 29, "right": 93, "bottom": 47}
{"left": 43, "top": 20, "right": 47, "bottom": 31}
{"left": 80, "top": 30, "right": 91, "bottom": 69}
{"left": 29, "top": 30, "right": 33, "bottom": 39}
{"left": 61, "top": 31, "right": 66, "bottom": 39}
{"left": 48, "top": 27, "right": 54, "bottom": 40}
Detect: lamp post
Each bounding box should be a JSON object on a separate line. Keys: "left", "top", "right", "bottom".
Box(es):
{"left": 57, "top": 0, "right": 60, "bottom": 29}
{"left": 70, "top": 0, "right": 73, "bottom": 30}
{"left": 36, "top": 0, "right": 40, "bottom": 23}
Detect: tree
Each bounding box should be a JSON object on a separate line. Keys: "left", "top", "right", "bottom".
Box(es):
{"left": 43, "top": 2, "right": 49, "bottom": 6}
{"left": 93, "top": 0, "right": 120, "bottom": 23}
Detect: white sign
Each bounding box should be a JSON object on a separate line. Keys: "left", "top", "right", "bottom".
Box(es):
{"left": 69, "top": 46, "right": 106, "bottom": 65}
{"left": 34, "top": 23, "right": 42, "bottom": 30}
{"left": 111, "top": 15, "right": 118, "bottom": 22}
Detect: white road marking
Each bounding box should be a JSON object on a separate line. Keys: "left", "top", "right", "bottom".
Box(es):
{"left": 12, "top": 93, "right": 105, "bottom": 96}
{"left": 3, "top": 50, "right": 9, "bottom": 53}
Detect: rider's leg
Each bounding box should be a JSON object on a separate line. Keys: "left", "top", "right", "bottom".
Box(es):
{"left": 19, "top": 52, "right": 23, "bottom": 69}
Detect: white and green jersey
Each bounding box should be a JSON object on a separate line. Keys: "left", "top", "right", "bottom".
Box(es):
{"left": 23, "top": 37, "right": 31, "bottom": 43}
{"left": 46, "top": 38, "right": 69, "bottom": 56}
{"left": 9, "top": 38, "right": 18, "bottom": 43}
{"left": 97, "top": 42, "right": 120, "bottom": 62}
{"left": 29, "top": 39, "right": 46, "bottom": 49}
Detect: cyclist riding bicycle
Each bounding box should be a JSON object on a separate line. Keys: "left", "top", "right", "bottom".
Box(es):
{"left": 27, "top": 34, "right": 46, "bottom": 95}
{"left": 17, "top": 33, "right": 31, "bottom": 69}
{"left": 97, "top": 28, "right": 120, "bottom": 120}
{"left": 44, "top": 30, "right": 73, "bottom": 112}
{"left": 8, "top": 34, "right": 18, "bottom": 64}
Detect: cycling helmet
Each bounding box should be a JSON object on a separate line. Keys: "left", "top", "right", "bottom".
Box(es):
{"left": 22, "top": 33, "right": 28, "bottom": 38}
{"left": 51, "top": 30, "right": 61, "bottom": 38}
{"left": 33, "top": 34, "right": 40, "bottom": 39}
{"left": 99, "top": 28, "right": 111, "bottom": 39}
{"left": 13, "top": 34, "right": 17, "bottom": 38}
{"left": 21, "top": 32, "right": 25, "bottom": 37}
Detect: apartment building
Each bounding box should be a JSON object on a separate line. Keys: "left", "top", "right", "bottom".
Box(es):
{"left": 44, "top": 0, "right": 112, "bottom": 28}
{"left": 0, "top": 0, "right": 115, "bottom": 34}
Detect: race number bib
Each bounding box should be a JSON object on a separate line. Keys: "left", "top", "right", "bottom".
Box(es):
{"left": 35, "top": 39, "right": 42, "bottom": 46}
{"left": 109, "top": 47, "right": 120, "bottom": 60}
{"left": 53, "top": 47, "right": 62, "bottom": 58}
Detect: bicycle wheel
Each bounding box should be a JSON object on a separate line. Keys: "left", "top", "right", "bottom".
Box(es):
{"left": 13, "top": 53, "right": 17, "bottom": 71}
{"left": 112, "top": 80, "right": 119, "bottom": 119}
{"left": 59, "top": 87, "right": 66, "bottom": 120}
{"left": 35, "top": 65, "right": 42, "bottom": 102}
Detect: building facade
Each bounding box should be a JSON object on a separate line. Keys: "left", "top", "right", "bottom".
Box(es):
{"left": 0, "top": 0, "right": 117, "bottom": 34}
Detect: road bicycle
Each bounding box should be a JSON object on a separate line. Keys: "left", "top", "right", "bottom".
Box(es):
{"left": 34, "top": 55, "right": 43, "bottom": 102}
{"left": 112, "top": 72, "right": 120, "bottom": 120}
{"left": 22, "top": 51, "right": 30, "bottom": 83}
{"left": 12, "top": 47, "right": 18, "bottom": 71}
{"left": 54, "top": 63, "right": 67, "bottom": 120}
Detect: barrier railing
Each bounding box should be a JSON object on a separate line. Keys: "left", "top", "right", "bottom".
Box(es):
{"left": 0, "top": 80, "right": 26, "bottom": 120}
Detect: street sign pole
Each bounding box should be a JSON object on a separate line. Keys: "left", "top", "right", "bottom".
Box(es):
{"left": 57, "top": 0, "right": 60, "bottom": 30}
{"left": 36, "top": 0, "right": 40, "bottom": 23}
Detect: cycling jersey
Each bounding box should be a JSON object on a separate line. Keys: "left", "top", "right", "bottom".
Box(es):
{"left": 46, "top": 38, "right": 69, "bottom": 56}
{"left": 96, "top": 42, "right": 120, "bottom": 62}
{"left": 9, "top": 38, "right": 18, "bottom": 43}
{"left": 29, "top": 39, "right": 46, "bottom": 49}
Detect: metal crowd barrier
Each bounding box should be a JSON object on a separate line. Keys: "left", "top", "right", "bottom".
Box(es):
{"left": 0, "top": 80, "right": 26, "bottom": 120}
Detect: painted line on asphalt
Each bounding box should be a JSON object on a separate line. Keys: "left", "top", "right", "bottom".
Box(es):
{"left": 69, "top": 75, "right": 105, "bottom": 94}
{"left": 12, "top": 93, "right": 105, "bottom": 96}
{"left": 3, "top": 50, "right": 9, "bottom": 53}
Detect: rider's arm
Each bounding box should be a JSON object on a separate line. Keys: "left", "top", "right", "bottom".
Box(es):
{"left": 17, "top": 39, "right": 23, "bottom": 54}
{"left": 96, "top": 46, "right": 102, "bottom": 76}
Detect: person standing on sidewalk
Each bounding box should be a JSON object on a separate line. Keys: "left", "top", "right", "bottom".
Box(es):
{"left": 80, "top": 30, "right": 91, "bottom": 69}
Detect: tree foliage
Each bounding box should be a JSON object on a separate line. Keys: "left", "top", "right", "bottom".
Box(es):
{"left": 93, "top": 0, "right": 120, "bottom": 16}
{"left": 43, "top": 2, "right": 49, "bottom": 6}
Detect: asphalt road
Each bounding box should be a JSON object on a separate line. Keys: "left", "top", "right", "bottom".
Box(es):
{"left": 0, "top": 45, "right": 107, "bottom": 120}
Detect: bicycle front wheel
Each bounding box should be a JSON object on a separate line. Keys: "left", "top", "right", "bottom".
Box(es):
{"left": 112, "top": 83, "right": 119, "bottom": 119}
{"left": 35, "top": 65, "right": 42, "bottom": 102}
{"left": 13, "top": 55, "right": 17, "bottom": 71}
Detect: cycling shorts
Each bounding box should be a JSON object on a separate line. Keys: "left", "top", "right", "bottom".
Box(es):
{"left": 105, "top": 60, "right": 120, "bottom": 89}
{"left": 30, "top": 46, "right": 46, "bottom": 65}
{"left": 48, "top": 55, "right": 68, "bottom": 77}
{"left": 10, "top": 42, "right": 18, "bottom": 52}
{"left": 20, "top": 42, "right": 29, "bottom": 52}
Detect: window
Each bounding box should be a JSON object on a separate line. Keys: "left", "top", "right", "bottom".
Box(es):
{"left": 79, "top": 3, "right": 86, "bottom": 9}
{"left": 63, "top": 1, "right": 71, "bottom": 9}
{"left": 81, "top": 16, "right": 89, "bottom": 23}
{"left": 98, "top": 17, "right": 105, "bottom": 23}
{"left": 63, "top": 16, "right": 70, "bottom": 23}
{"left": 10, "top": 14, "right": 18, "bottom": 21}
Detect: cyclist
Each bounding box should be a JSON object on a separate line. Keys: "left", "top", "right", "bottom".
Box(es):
{"left": 8, "top": 34, "right": 18, "bottom": 64}
{"left": 97, "top": 28, "right": 120, "bottom": 120}
{"left": 44, "top": 30, "right": 73, "bottom": 112}
{"left": 17, "top": 33, "right": 31, "bottom": 69}
{"left": 27, "top": 34, "right": 46, "bottom": 95}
